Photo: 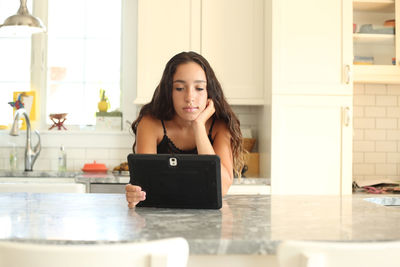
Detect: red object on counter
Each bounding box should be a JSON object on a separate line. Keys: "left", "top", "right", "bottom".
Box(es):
{"left": 82, "top": 161, "right": 108, "bottom": 173}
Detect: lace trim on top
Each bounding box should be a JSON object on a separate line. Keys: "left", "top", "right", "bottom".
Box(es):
{"left": 157, "top": 118, "right": 215, "bottom": 154}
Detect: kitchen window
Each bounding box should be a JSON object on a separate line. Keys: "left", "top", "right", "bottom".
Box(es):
{"left": 0, "top": 0, "right": 136, "bottom": 130}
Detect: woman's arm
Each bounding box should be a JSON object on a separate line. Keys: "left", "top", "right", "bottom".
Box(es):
{"left": 126, "top": 116, "right": 160, "bottom": 208}
{"left": 193, "top": 100, "right": 234, "bottom": 196}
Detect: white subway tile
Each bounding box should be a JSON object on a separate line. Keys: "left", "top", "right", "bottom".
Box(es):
{"left": 353, "top": 152, "right": 364, "bottom": 163}
{"left": 387, "top": 107, "right": 400, "bottom": 118}
{"left": 364, "top": 152, "right": 386, "bottom": 163}
{"left": 364, "top": 107, "right": 386, "bottom": 117}
{"left": 65, "top": 148, "right": 86, "bottom": 160}
{"left": 376, "top": 96, "right": 397, "bottom": 106}
{"left": 353, "top": 83, "right": 365, "bottom": 95}
{"left": 364, "top": 129, "right": 386, "bottom": 141}
{"left": 238, "top": 114, "right": 257, "bottom": 125}
{"left": 353, "top": 129, "right": 364, "bottom": 141}
{"left": 73, "top": 159, "right": 87, "bottom": 171}
{"left": 387, "top": 153, "right": 400, "bottom": 163}
{"left": 387, "top": 130, "right": 400, "bottom": 141}
{"left": 109, "top": 148, "right": 132, "bottom": 161}
{"left": 353, "top": 175, "right": 365, "bottom": 183}
{"left": 353, "top": 95, "right": 375, "bottom": 106}
{"left": 0, "top": 148, "right": 10, "bottom": 159}
{"left": 353, "top": 164, "right": 375, "bottom": 175}
{"left": 353, "top": 141, "right": 375, "bottom": 152}
{"left": 33, "top": 158, "right": 51, "bottom": 171}
{"left": 353, "top": 118, "right": 375, "bottom": 129}
{"left": 376, "top": 118, "right": 397, "bottom": 129}
{"left": 106, "top": 160, "right": 122, "bottom": 170}
{"left": 376, "top": 141, "right": 397, "bottom": 152}
{"left": 38, "top": 148, "right": 58, "bottom": 160}
{"left": 50, "top": 159, "right": 58, "bottom": 171}
{"left": 387, "top": 84, "right": 400, "bottom": 95}
{"left": 365, "top": 84, "right": 386, "bottom": 95}
{"left": 375, "top": 164, "right": 397, "bottom": 176}
{"left": 85, "top": 148, "right": 109, "bottom": 161}
{"left": 352, "top": 106, "right": 364, "bottom": 117}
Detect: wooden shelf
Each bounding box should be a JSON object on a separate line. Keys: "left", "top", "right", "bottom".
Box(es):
{"left": 353, "top": 33, "right": 395, "bottom": 44}
{"left": 353, "top": 0, "right": 395, "bottom": 12}
{"left": 353, "top": 64, "right": 400, "bottom": 84}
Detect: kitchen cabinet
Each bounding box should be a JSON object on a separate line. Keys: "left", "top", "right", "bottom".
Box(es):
{"left": 271, "top": 0, "right": 353, "bottom": 95}
{"left": 353, "top": 0, "right": 400, "bottom": 83}
{"left": 270, "top": 96, "right": 353, "bottom": 195}
{"left": 135, "top": 0, "right": 264, "bottom": 105}
{"left": 267, "top": 0, "right": 353, "bottom": 194}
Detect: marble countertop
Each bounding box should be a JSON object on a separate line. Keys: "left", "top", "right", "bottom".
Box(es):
{"left": 0, "top": 193, "right": 399, "bottom": 255}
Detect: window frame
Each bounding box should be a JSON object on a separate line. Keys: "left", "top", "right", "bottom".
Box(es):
{"left": 32, "top": 0, "right": 137, "bottom": 133}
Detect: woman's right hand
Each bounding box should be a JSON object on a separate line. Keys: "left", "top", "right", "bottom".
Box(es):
{"left": 125, "top": 184, "right": 146, "bottom": 209}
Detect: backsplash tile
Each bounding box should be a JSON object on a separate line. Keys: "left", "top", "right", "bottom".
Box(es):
{"left": 353, "top": 83, "right": 400, "bottom": 183}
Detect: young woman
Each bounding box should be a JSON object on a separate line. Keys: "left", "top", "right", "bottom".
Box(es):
{"left": 126, "top": 51, "right": 244, "bottom": 208}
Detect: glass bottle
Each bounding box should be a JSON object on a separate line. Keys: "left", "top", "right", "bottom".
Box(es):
{"left": 58, "top": 145, "right": 67, "bottom": 172}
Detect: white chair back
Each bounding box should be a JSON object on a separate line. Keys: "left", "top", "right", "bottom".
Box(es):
{"left": 0, "top": 237, "right": 189, "bottom": 267}
{"left": 0, "top": 183, "right": 86, "bottom": 193}
{"left": 277, "top": 240, "right": 400, "bottom": 267}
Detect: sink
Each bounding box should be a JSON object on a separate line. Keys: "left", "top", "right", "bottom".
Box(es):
{"left": 364, "top": 197, "right": 400, "bottom": 207}
{"left": 0, "top": 176, "right": 86, "bottom": 193}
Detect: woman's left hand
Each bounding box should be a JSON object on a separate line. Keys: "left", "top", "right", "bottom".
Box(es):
{"left": 195, "top": 99, "right": 215, "bottom": 126}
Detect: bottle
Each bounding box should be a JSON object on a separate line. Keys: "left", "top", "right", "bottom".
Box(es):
{"left": 9, "top": 144, "right": 17, "bottom": 171}
{"left": 58, "top": 145, "right": 67, "bottom": 172}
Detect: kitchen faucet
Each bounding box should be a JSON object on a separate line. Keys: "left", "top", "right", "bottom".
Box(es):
{"left": 9, "top": 108, "right": 41, "bottom": 171}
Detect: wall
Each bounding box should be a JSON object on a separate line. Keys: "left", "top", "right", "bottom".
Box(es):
{"left": 353, "top": 83, "right": 400, "bottom": 183}
{"left": 0, "top": 106, "right": 260, "bottom": 172}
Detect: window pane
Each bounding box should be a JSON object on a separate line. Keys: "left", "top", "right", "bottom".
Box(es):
{"left": 0, "top": 0, "right": 32, "bottom": 126}
{"left": 47, "top": 0, "right": 121, "bottom": 126}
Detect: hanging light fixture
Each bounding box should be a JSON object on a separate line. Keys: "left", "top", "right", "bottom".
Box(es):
{"left": 0, "top": 0, "right": 46, "bottom": 35}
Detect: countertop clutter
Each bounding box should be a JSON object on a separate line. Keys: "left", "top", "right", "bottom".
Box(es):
{"left": 0, "top": 193, "right": 399, "bottom": 255}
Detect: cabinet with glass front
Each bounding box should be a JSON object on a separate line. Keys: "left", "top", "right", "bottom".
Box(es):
{"left": 353, "top": 0, "right": 400, "bottom": 83}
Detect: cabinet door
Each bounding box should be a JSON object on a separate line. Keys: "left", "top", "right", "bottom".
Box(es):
{"left": 272, "top": 0, "right": 353, "bottom": 94}
{"left": 271, "top": 96, "right": 353, "bottom": 195}
{"left": 201, "top": 0, "right": 264, "bottom": 105}
{"left": 136, "top": 0, "right": 201, "bottom": 104}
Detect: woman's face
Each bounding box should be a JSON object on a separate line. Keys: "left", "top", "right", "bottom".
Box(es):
{"left": 172, "top": 62, "right": 208, "bottom": 122}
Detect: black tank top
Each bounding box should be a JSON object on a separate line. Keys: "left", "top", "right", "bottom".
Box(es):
{"left": 157, "top": 118, "right": 216, "bottom": 154}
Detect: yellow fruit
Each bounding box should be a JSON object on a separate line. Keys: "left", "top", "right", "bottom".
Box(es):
{"left": 98, "top": 101, "right": 108, "bottom": 112}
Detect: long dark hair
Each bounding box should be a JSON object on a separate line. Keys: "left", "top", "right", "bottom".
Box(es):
{"left": 132, "top": 51, "right": 244, "bottom": 176}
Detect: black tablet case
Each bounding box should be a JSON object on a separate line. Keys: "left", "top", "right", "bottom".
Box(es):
{"left": 127, "top": 154, "right": 222, "bottom": 209}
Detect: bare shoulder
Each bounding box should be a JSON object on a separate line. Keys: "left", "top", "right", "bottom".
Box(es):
{"left": 212, "top": 119, "right": 231, "bottom": 137}
{"left": 137, "top": 115, "right": 163, "bottom": 136}
{"left": 138, "top": 114, "right": 160, "bottom": 127}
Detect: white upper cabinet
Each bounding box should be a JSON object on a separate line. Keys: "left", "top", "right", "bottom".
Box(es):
{"left": 272, "top": 0, "right": 353, "bottom": 95}
{"left": 136, "top": 0, "right": 264, "bottom": 105}
{"left": 353, "top": 0, "right": 400, "bottom": 83}
{"left": 136, "top": 0, "right": 200, "bottom": 104}
{"left": 201, "top": 0, "right": 264, "bottom": 105}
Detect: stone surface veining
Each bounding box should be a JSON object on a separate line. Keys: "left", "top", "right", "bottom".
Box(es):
{"left": 0, "top": 193, "right": 399, "bottom": 255}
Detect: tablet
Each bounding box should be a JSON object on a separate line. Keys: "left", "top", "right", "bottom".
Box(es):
{"left": 127, "top": 154, "right": 222, "bottom": 209}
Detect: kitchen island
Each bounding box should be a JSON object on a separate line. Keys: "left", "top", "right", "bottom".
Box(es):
{"left": 0, "top": 193, "right": 399, "bottom": 266}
